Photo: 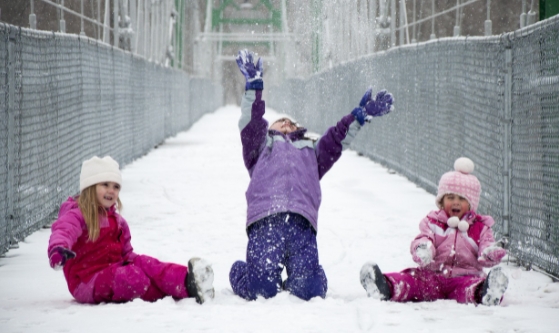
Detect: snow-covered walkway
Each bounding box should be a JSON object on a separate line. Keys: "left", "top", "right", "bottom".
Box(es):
{"left": 1, "top": 105, "right": 558, "bottom": 333}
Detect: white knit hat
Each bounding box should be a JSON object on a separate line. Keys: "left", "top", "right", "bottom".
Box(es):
{"left": 435, "top": 157, "right": 481, "bottom": 212}
{"left": 79, "top": 156, "right": 122, "bottom": 192}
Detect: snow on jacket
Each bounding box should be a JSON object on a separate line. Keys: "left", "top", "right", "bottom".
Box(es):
{"left": 410, "top": 209, "right": 498, "bottom": 277}
{"left": 48, "top": 197, "right": 138, "bottom": 296}
{"left": 239, "top": 90, "right": 362, "bottom": 231}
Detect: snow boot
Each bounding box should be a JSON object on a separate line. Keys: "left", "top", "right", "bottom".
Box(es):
{"left": 186, "top": 257, "right": 215, "bottom": 304}
{"left": 480, "top": 266, "right": 508, "bottom": 306}
{"left": 360, "top": 262, "right": 391, "bottom": 301}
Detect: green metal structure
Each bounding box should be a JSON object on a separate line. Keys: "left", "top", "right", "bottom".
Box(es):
{"left": 205, "top": 0, "right": 286, "bottom": 51}
{"left": 173, "top": 0, "right": 185, "bottom": 68}
{"left": 540, "top": 0, "right": 559, "bottom": 20}
{"left": 211, "top": 0, "right": 282, "bottom": 29}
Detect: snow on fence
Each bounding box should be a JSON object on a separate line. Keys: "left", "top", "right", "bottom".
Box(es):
{"left": 0, "top": 23, "right": 223, "bottom": 256}
{"left": 268, "top": 14, "right": 559, "bottom": 279}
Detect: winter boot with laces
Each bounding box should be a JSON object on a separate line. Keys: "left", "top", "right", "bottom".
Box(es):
{"left": 186, "top": 257, "right": 215, "bottom": 304}
{"left": 480, "top": 266, "right": 508, "bottom": 306}
{"left": 360, "top": 262, "right": 391, "bottom": 301}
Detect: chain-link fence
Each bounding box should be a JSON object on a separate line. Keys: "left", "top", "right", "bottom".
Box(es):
{"left": 268, "top": 15, "right": 559, "bottom": 279}
{"left": 0, "top": 23, "right": 223, "bottom": 254}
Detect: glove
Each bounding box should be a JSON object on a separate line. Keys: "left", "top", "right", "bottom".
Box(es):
{"left": 236, "top": 49, "right": 263, "bottom": 91}
{"left": 49, "top": 246, "right": 76, "bottom": 270}
{"left": 412, "top": 242, "right": 433, "bottom": 267}
{"left": 478, "top": 244, "right": 506, "bottom": 267}
{"left": 366, "top": 89, "right": 394, "bottom": 117}
{"left": 351, "top": 87, "right": 394, "bottom": 125}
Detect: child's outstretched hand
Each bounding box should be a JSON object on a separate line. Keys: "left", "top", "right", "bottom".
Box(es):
{"left": 49, "top": 246, "right": 76, "bottom": 270}
{"left": 478, "top": 244, "right": 506, "bottom": 267}
{"left": 351, "top": 87, "right": 394, "bottom": 125}
{"left": 236, "top": 49, "right": 263, "bottom": 91}
{"left": 413, "top": 241, "right": 434, "bottom": 267}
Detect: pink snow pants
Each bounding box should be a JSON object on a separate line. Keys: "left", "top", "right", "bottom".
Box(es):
{"left": 385, "top": 268, "right": 485, "bottom": 304}
{"left": 72, "top": 255, "right": 189, "bottom": 304}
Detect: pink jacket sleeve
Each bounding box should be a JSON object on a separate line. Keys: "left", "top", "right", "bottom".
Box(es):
{"left": 47, "top": 208, "right": 84, "bottom": 256}
{"left": 410, "top": 215, "right": 436, "bottom": 260}
{"left": 476, "top": 215, "right": 502, "bottom": 267}
{"left": 476, "top": 215, "right": 497, "bottom": 253}
{"left": 118, "top": 216, "right": 138, "bottom": 262}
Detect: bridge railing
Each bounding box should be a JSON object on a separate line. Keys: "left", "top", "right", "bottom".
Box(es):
{"left": 0, "top": 23, "right": 222, "bottom": 254}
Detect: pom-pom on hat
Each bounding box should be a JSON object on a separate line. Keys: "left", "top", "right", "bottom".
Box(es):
{"left": 436, "top": 157, "right": 481, "bottom": 212}
{"left": 79, "top": 156, "right": 122, "bottom": 192}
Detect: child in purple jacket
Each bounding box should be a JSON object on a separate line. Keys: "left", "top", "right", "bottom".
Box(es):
{"left": 360, "top": 157, "right": 509, "bottom": 306}
{"left": 229, "top": 49, "right": 394, "bottom": 301}
{"left": 48, "top": 156, "right": 215, "bottom": 304}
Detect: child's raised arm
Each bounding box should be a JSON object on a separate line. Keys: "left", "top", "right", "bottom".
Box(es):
{"left": 236, "top": 50, "right": 267, "bottom": 173}
{"left": 316, "top": 87, "right": 394, "bottom": 178}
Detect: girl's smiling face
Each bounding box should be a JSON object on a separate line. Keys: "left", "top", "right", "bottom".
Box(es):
{"left": 442, "top": 193, "right": 470, "bottom": 219}
{"left": 96, "top": 182, "right": 121, "bottom": 209}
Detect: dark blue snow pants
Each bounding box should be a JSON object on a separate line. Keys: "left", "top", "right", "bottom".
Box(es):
{"left": 229, "top": 213, "right": 327, "bottom": 301}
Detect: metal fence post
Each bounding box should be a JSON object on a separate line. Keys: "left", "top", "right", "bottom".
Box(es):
{"left": 80, "top": 0, "right": 85, "bottom": 36}
{"left": 114, "top": 0, "right": 120, "bottom": 46}
{"left": 6, "top": 27, "right": 18, "bottom": 249}
{"left": 453, "top": 0, "right": 461, "bottom": 36}
{"left": 399, "top": 0, "right": 405, "bottom": 45}
{"left": 104, "top": 0, "right": 111, "bottom": 43}
{"left": 503, "top": 44, "right": 512, "bottom": 238}
{"left": 430, "top": 0, "right": 436, "bottom": 40}
{"left": 29, "top": 0, "right": 37, "bottom": 29}
{"left": 485, "top": 0, "right": 492, "bottom": 36}
{"left": 520, "top": 0, "right": 527, "bottom": 28}
{"left": 130, "top": 0, "right": 137, "bottom": 53}
{"left": 60, "top": 0, "right": 66, "bottom": 33}
{"left": 412, "top": 0, "right": 417, "bottom": 43}
{"left": 527, "top": 0, "right": 537, "bottom": 25}
{"left": 97, "top": 0, "right": 101, "bottom": 39}
{"left": 391, "top": 0, "right": 396, "bottom": 47}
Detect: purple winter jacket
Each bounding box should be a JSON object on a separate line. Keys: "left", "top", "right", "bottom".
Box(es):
{"left": 239, "top": 90, "right": 362, "bottom": 231}
{"left": 410, "top": 209, "right": 500, "bottom": 277}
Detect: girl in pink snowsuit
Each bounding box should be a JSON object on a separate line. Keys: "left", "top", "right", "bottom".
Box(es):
{"left": 48, "top": 156, "right": 215, "bottom": 304}
{"left": 360, "top": 157, "right": 509, "bottom": 306}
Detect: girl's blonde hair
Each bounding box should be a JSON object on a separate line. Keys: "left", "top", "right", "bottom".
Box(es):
{"left": 78, "top": 185, "right": 122, "bottom": 242}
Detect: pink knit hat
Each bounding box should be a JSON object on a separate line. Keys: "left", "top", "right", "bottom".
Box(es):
{"left": 435, "top": 157, "right": 481, "bottom": 212}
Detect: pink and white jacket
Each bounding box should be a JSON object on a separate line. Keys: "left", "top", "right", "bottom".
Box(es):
{"left": 410, "top": 210, "right": 499, "bottom": 277}
{"left": 47, "top": 197, "right": 138, "bottom": 297}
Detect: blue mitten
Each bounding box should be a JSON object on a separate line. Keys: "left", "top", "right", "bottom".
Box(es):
{"left": 351, "top": 87, "right": 394, "bottom": 125}
{"left": 366, "top": 89, "right": 394, "bottom": 117}
{"left": 236, "top": 49, "right": 263, "bottom": 90}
